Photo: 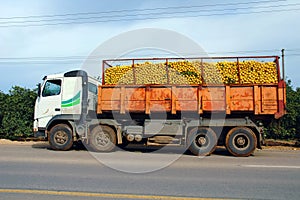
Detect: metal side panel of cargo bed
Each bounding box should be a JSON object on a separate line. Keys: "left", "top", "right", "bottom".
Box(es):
{"left": 97, "top": 81, "right": 286, "bottom": 118}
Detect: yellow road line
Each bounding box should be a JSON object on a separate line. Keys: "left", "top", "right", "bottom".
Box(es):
{"left": 0, "top": 189, "right": 230, "bottom": 200}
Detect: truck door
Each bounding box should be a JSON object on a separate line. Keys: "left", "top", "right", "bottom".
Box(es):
{"left": 61, "top": 77, "right": 82, "bottom": 115}
{"left": 36, "top": 79, "right": 62, "bottom": 128}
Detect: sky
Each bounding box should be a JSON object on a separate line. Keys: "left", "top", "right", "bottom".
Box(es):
{"left": 0, "top": 0, "right": 300, "bottom": 93}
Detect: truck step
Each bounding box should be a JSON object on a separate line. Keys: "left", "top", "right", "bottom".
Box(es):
{"left": 148, "top": 136, "right": 181, "bottom": 145}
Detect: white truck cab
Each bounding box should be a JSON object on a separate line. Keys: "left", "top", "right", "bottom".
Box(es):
{"left": 33, "top": 70, "right": 100, "bottom": 149}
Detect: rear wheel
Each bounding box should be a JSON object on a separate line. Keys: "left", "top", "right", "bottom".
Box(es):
{"left": 225, "top": 127, "right": 257, "bottom": 157}
{"left": 188, "top": 127, "right": 218, "bottom": 156}
{"left": 49, "top": 124, "right": 73, "bottom": 150}
{"left": 88, "top": 126, "right": 116, "bottom": 152}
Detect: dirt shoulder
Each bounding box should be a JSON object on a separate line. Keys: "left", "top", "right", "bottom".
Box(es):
{"left": 262, "top": 139, "right": 300, "bottom": 151}
{"left": 262, "top": 146, "right": 300, "bottom": 151}
{"left": 0, "top": 139, "right": 48, "bottom": 146}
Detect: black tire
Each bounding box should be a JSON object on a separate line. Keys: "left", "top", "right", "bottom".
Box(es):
{"left": 225, "top": 127, "right": 257, "bottom": 157}
{"left": 188, "top": 127, "right": 218, "bottom": 156}
{"left": 88, "top": 126, "right": 116, "bottom": 152}
{"left": 49, "top": 124, "right": 73, "bottom": 151}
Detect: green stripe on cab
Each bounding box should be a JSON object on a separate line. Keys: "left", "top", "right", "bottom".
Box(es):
{"left": 62, "top": 91, "right": 81, "bottom": 107}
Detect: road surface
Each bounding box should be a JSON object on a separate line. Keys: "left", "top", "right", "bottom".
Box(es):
{"left": 0, "top": 143, "right": 299, "bottom": 200}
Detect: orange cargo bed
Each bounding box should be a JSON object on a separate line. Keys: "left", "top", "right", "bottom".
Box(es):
{"left": 97, "top": 81, "right": 286, "bottom": 119}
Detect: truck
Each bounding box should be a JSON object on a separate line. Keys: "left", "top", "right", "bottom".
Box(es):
{"left": 33, "top": 54, "right": 286, "bottom": 157}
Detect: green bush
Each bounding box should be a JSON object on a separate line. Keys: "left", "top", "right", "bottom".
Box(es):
{"left": 265, "top": 80, "right": 300, "bottom": 140}
{"left": 0, "top": 86, "right": 37, "bottom": 139}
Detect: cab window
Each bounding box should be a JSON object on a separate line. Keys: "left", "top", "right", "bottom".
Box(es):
{"left": 88, "top": 82, "right": 97, "bottom": 94}
{"left": 42, "top": 80, "right": 61, "bottom": 97}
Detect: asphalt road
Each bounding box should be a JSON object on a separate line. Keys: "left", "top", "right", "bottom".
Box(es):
{"left": 0, "top": 143, "right": 300, "bottom": 200}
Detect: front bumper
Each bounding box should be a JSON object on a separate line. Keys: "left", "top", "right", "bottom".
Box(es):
{"left": 33, "top": 119, "right": 47, "bottom": 138}
{"left": 34, "top": 130, "right": 47, "bottom": 138}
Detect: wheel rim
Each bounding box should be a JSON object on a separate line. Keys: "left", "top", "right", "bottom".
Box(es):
{"left": 232, "top": 133, "right": 249, "bottom": 150}
{"left": 54, "top": 131, "right": 68, "bottom": 145}
{"left": 95, "top": 132, "right": 110, "bottom": 147}
{"left": 195, "top": 135, "right": 208, "bottom": 147}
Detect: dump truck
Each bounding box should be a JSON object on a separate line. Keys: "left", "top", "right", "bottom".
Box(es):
{"left": 33, "top": 54, "right": 286, "bottom": 157}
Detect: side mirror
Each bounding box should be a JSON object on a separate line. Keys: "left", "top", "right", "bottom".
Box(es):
{"left": 37, "top": 83, "right": 41, "bottom": 97}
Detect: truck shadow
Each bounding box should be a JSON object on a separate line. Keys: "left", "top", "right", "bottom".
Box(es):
{"left": 31, "top": 141, "right": 50, "bottom": 149}
{"left": 31, "top": 142, "right": 232, "bottom": 156}
{"left": 212, "top": 147, "right": 232, "bottom": 156}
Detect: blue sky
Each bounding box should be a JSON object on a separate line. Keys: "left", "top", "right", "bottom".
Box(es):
{"left": 0, "top": 0, "right": 300, "bottom": 92}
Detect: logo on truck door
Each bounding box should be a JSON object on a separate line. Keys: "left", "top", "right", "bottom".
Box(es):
{"left": 61, "top": 91, "right": 81, "bottom": 108}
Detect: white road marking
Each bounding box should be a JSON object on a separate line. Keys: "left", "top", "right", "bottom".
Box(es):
{"left": 241, "top": 164, "right": 300, "bottom": 169}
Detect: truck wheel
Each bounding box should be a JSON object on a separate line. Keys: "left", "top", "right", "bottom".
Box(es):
{"left": 49, "top": 124, "right": 73, "bottom": 151}
{"left": 225, "top": 127, "right": 257, "bottom": 157}
{"left": 89, "top": 126, "right": 116, "bottom": 152}
{"left": 188, "top": 127, "right": 218, "bottom": 156}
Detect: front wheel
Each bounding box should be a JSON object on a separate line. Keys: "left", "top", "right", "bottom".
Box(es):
{"left": 225, "top": 127, "right": 257, "bottom": 157}
{"left": 188, "top": 127, "right": 218, "bottom": 156}
{"left": 49, "top": 124, "right": 73, "bottom": 150}
{"left": 88, "top": 126, "right": 116, "bottom": 152}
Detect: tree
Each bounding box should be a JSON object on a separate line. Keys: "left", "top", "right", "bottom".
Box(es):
{"left": 0, "top": 86, "right": 37, "bottom": 139}
{"left": 266, "top": 80, "right": 300, "bottom": 140}
{"left": 0, "top": 91, "right": 8, "bottom": 136}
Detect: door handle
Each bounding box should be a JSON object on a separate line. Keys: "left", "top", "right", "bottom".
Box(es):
{"left": 55, "top": 108, "right": 61, "bottom": 111}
